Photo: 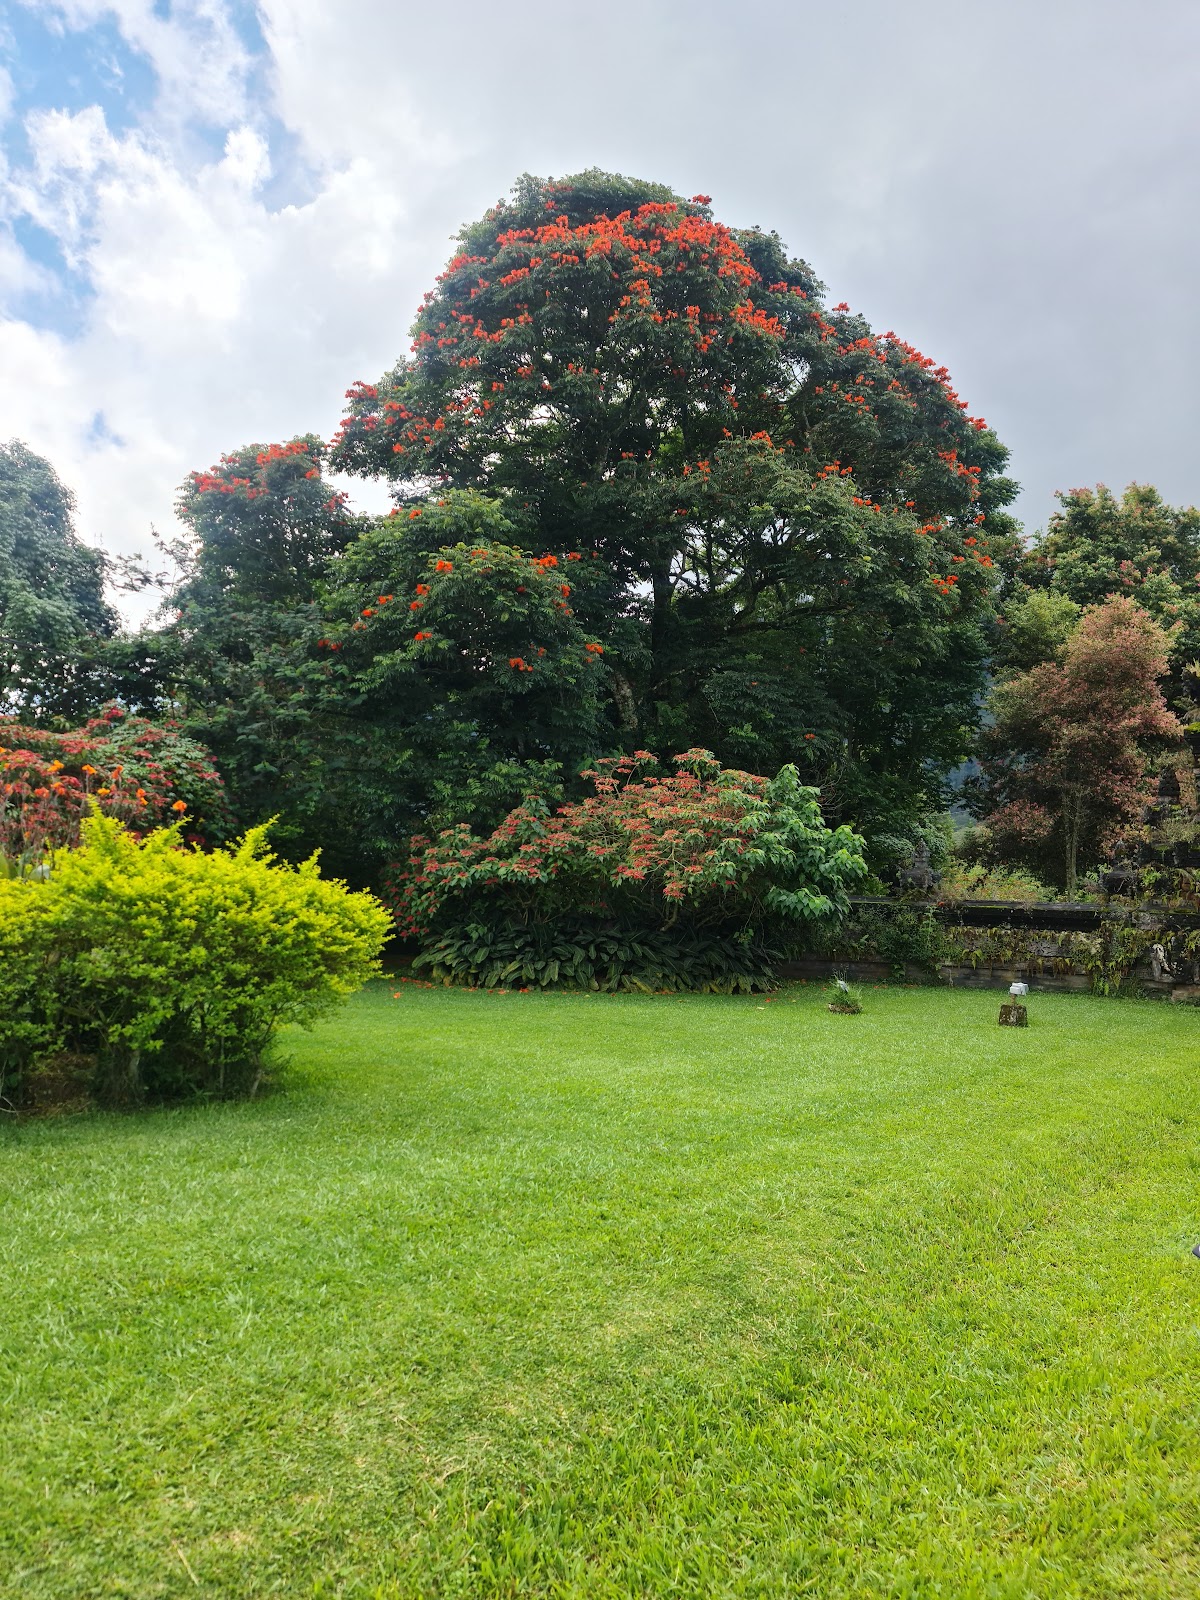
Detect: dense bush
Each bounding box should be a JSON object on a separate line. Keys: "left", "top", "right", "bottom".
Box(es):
{"left": 0, "top": 704, "right": 231, "bottom": 874}
{"left": 937, "top": 857, "right": 1056, "bottom": 902}
{"left": 385, "top": 749, "right": 866, "bottom": 991}
{"left": 0, "top": 814, "right": 390, "bottom": 1107}
{"left": 814, "top": 904, "right": 955, "bottom": 979}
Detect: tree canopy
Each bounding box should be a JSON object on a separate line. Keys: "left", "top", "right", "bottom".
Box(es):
{"left": 0, "top": 440, "right": 117, "bottom": 720}
{"left": 330, "top": 170, "right": 1020, "bottom": 851}
{"left": 979, "top": 598, "right": 1181, "bottom": 894}
{"left": 1019, "top": 483, "right": 1200, "bottom": 703}
{"left": 15, "top": 169, "right": 1194, "bottom": 907}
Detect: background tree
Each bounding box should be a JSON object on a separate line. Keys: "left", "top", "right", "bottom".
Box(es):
{"left": 993, "top": 588, "right": 1081, "bottom": 673}
{"left": 978, "top": 598, "right": 1181, "bottom": 895}
{"left": 0, "top": 440, "right": 118, "bottom": 721}
{"left": 1019, "top": 483, "right": 1200, "bottom": 697}
{"left": 151, "top": 438, "right": 370, "bottom": 869}
{"left": 330, "top": 169, "right": 1019, "bottom": 855}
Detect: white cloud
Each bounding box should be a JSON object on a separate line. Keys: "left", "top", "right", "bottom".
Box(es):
{"left": 1, "top": 0, "right": 1199, "bottom": 630}
{"left": 0, "top": 5, "right": 460, "bottom": 617}
{"left": 21, "top": 0, "right": 253, "bottom": 127}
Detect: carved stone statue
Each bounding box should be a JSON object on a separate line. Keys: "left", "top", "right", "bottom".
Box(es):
{"left": 898, "top": 839, "right": 939, "bottom": 895}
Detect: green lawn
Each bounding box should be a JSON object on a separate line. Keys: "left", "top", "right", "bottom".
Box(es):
{"left": 2, "top": 983, "right": 1198, "bottom": 1598}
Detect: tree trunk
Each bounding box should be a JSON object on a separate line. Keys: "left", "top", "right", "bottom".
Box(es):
{"left": 98, "top": 1044, "right": 142, "bottom": 1106}
{"left": 1062, "top": 793, "right": 1084, "bottom": 899}
{"left": 648, "top": 561, "right": 673, "bottom": 695}
{"left": 609, "top": 669, "right": 639, "bottom": 732}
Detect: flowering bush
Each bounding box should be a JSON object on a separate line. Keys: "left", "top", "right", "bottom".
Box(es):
{"left": 0, "top": 705, "right": 231, "bottom": 874}
{"left": 0, "top": 813, "right": 391, "bottom": 1106}
{"left": 384, "top": 750, "right": 866, "bottom": 991}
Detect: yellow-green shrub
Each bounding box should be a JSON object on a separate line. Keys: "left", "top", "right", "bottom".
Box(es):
{"left": 0, "top": 814, "right": 391, "bottom": 1105}
{"left": 0, "top": 877, "right": 55, "bottom": 1104}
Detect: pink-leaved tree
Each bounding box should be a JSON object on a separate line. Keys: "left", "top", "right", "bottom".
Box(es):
{"left": 980, "top": 597, "right": 1182, "bottom": 895}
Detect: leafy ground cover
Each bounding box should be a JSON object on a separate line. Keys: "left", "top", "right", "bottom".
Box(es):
{"left": 1, "top": 983, "right": 1198, "bottom": 1597}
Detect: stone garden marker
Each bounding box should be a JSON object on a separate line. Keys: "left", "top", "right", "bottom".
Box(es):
{"left": 999, "top": 980, "right": 1028, "bottom": 1027}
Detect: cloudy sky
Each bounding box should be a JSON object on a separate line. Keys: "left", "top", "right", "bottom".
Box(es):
{"left": 2, "top": 0, "right": 1198, "bottom": 616}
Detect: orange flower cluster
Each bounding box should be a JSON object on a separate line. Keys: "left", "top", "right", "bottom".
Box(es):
{"left": 332, "top": 193, "right": 815, "bottom": 476}
{"left": 187, "top": 438, "right": 336, "bottom": 507}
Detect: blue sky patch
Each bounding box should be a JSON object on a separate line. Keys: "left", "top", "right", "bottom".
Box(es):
{"left": 2, "top": 6, "right": 158, "bottom": 146}
{"left": 0, "top": 0, "right": 301, "bottom": 334}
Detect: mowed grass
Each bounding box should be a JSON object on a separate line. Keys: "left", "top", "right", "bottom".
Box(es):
{"left": 1, "top": 984, "right": 1199, "bottom": 1598}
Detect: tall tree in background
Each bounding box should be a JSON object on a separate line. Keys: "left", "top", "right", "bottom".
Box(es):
{"left": 979, "top": 598, "right": 1181, "bottom": 895}
{"left": 159, "top": 438, "right": 370, "bottom": 868}
{"left": 1019, "top": 483, "right": 1200, "bottom": 697}
{"left": 0, "top": 440, "right": 117, "bottom": 720}
{"left": 331, "top": 169, "right": 1019, "bottom": 850}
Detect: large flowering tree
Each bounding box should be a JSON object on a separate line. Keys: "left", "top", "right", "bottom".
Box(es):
{"left": 331, "top": 169, "right": 1018, "bottom": 846}
{"left": 142, "top": 437, "right": 373, "bottom": 870}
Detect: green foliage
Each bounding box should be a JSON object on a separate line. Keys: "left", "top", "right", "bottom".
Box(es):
{"left": 176, "top": 437, "right": 362, "bottom": 608}
{"left": 1021, "top": 483, "right": 1200, "bottom": 705}
{"left": 818, "top": 903, "right": 955, "bottom": 979}
{"left": 413, "top": 919, "right": 778, "bottom": 993}
{"left": 0, "top": 877, "right": 49, "bottom": 1099}
{"left": 132, "top": 438, "right": 379, "bottom": 873}
{"left": 871, "top": 810, "right": 956, "bottom": 883}
{"left": 0, "top": 439, "right": 118, "bottom": 720}
{"left": 943, "top": 922, "right": 1168, "bottom": 996}
{"left": 995, "top": 588, "right": 1081, "bottom": 672}
{"left": 0, "top": 813, "right": 390, "bottom": 1106}
{"left": 321, "top": 498, "right": 607, "bottom": 812}
{"left": 938, "top": 858, "right": 1056, "bottom": 902}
